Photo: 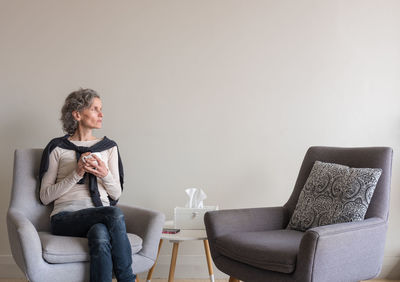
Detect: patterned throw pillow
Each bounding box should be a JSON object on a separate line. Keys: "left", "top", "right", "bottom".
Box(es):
{"left": 287, "top": 161, "right": 382, "bottom": 232}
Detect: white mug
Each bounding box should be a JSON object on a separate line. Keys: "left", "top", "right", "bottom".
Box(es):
{"left": 83, "top": 152, "right": 102, "bottom": 166}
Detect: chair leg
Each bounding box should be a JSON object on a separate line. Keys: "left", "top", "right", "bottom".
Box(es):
{"left": 229, "top": 277, "right": 240, "bottom": 282}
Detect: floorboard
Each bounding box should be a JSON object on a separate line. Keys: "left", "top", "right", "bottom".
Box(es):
{"left": 0, "top": 279, "right": 398, "bottom": 282}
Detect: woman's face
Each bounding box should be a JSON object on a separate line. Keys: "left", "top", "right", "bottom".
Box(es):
{"left": 76, "top": 97, "right": 103, "bottom": 130}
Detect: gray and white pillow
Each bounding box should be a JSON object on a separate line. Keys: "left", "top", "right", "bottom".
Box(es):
{"left": 287, "top": 161, "right": 382, "bottom": 232}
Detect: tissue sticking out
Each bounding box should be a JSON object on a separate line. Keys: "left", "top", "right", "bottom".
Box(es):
{"left": 185, "top": 188, "right": 207, "bottom": 208}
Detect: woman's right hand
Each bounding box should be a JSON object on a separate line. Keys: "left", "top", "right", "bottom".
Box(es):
{"left": 76, "top": 152, "right": 91, "bottom": 177}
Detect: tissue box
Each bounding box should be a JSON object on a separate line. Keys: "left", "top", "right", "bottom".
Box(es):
{"left": 174, "top": 206, "right": 218, "bottom": 229}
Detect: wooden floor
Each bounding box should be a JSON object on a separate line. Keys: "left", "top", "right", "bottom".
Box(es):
{"left": 0, "top": 280, "right": 228, "bottom": 282}
{"left": 0, "top": 279, "right": 397, "bottom": 282}
{"left": 0, "top": 280, "right": 227, "bottom": 282}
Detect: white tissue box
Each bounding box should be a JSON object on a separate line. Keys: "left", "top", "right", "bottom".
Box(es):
{"left": 174, "top": 206, "right": 219, "bottom": 230}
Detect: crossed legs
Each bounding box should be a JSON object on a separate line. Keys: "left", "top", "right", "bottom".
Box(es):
{"left": 51, "top": 206, "right": 136, "bottom": 282}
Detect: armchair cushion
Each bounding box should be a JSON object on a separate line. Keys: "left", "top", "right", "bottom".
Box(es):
{"left": 288, "top": 161, "right": 382, "bottom": 232}
{"left": 214, "top": 229, "right": 304, "bottom": 273}
{"left": 39, "top": 231, "right": 143, "bottom": 264}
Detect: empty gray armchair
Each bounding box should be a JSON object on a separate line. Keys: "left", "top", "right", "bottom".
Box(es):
{"left": 7, "top": 149, "right": 165, "bottom": 282}
{"left": 205, "top": 147, "right": 393, "bottom": 282}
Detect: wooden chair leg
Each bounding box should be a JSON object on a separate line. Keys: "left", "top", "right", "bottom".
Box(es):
{"left": 229, "top": 277, "right": 240, "bottom": 282}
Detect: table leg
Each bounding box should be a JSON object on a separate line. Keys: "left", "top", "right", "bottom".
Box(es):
{"left": 146, "top": 239, "right": 163, "bottom": 282}
{"left": 168, "top": 242, "right": 179, "bottom": 282}
{"left": 203, "top": 240, "right": 215, "bottom": 282}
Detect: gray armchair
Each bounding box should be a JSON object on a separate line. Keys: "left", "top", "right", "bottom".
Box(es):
{"left": 7, "top": 149, "right": 165, "bottom": 282}
{"left": 205, "top": 147, "right": 393, "bottom": 282}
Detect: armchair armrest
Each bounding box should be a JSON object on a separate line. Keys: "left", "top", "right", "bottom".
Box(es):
{"left": 296, "top": 217, "right": 387, "bottom": 281}
{"left": 204, "top": 206, "right": 289, "bottom": 241}
{"left": 309, "top": 217, "right": 386, "bottom": 236}
{"left": 7, "top": 208, "right": 44, "bottom": 275}
{"left": 118, "top": 204, "right": 165, "bottom": 260}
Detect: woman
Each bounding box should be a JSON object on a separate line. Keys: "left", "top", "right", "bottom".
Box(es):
{"left": 39, "top": 88, "right": 136, "bottom": 282}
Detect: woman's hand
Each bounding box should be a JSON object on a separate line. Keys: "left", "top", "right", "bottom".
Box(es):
{"left": 83, "top": 154, "right": 109, "bottom": 178}
{"left": 76, "top": 152, "right": 91, "bottom": 177}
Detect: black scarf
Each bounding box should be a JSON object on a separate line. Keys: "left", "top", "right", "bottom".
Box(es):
{"left": 39, "top": 135, "right": 124, "bottom": 207}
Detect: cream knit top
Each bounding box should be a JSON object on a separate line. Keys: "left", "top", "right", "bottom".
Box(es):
{"left": 40, "top": 139, "right": 122, "bottom": 217}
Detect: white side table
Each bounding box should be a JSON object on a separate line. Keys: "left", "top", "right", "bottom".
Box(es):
{"left": 146, "top": 221, "right": 214, "bottom": 282}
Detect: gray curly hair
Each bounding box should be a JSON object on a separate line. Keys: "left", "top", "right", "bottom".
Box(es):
{"left": 60, "top": 88, "right": 101, "bottom": 135}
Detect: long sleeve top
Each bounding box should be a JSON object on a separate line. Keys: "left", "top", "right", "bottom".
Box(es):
{"left": 40, "top": 139, "right": 122, "bottom": 217}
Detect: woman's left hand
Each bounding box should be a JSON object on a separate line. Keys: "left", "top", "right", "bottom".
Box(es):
{"left": 84, "top": 154, "right": 109, "bottom": 178}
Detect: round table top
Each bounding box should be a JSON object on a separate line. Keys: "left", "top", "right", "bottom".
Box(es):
{"left": 161, "top": 220, "right": 208, "bottom": 241}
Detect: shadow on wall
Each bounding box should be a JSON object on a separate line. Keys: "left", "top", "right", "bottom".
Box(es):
{"left": 1, "top": 113, "right": 41, "bottom": 254}
{"left": 383, "top": 258, "right": 400, "bottom": 280}
{"left": 1, "top": 109, "right": 56, "bottom": 212}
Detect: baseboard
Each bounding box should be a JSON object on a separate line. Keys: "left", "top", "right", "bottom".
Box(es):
{"left": 1, "top": 254, "right": 399, "bottom": 279}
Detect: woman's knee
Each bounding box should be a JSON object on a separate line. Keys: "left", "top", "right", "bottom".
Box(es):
{"left": 99, "top": 206, "right": 123, "bottom": 217}
{"left": 87, "top": 224, "right": 111, "bottom": 258}
{"left": 87, "top": 223, "right": 110, "bottom": 241}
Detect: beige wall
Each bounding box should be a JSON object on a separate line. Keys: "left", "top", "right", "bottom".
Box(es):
{"left": 1, "top": 0, "right": 400, "bottom": 278}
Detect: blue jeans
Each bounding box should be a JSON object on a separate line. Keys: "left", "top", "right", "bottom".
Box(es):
{"left": 51, "top": 206, "right": 136, "bottom": 282}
